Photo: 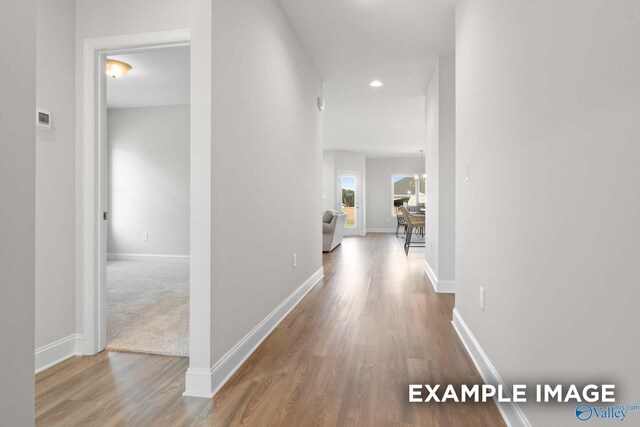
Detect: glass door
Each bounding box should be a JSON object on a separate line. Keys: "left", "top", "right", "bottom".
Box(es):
{"left": 337, "top": 173, "right": 359, "bottom": 235}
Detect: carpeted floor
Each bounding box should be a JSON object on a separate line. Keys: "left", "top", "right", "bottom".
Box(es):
{"left": 106, "top": 259, "right": 189, "bottom": 356}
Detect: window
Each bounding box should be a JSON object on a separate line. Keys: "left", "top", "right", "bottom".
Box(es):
{"left": 392, "top": 175, "right": 426, "bottom": 216}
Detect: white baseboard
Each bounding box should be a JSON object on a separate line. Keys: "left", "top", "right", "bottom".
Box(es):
{"left": 35, "top": 334, "right": 84, "bottom": 374}
{"left": 365, "top": 228, "right": 397, "bottom": 233}
{"left": 424, "top": 260, "right": 456, "bottom": 293}
{"left": 183, "top": 267, "right": 325, "bottom": 398}
{"left": 107, "top": 253, "right": 190, "bottom": 262}
{"left": 452, "top": 309, "right": 531, "bottom": 427}
{"left": 183, "top": 368, "right": 216, "bottom": 398}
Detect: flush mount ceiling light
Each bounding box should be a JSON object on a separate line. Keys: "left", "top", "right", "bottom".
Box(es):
{"left": 106, "top": 59, "right": 132, "bottom": 79}
{"left": 369, "top": 80, "right": 383, "bottom": 88}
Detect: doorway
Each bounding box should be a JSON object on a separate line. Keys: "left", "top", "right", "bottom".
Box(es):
{"left": 80, "top": 30, "right": 201, "bottom": 359}
{"left": 337, "top": 172, "right": 362, "bottom": 236}
{"left": 104, "top": 46, "right": 190, "bottom": 356}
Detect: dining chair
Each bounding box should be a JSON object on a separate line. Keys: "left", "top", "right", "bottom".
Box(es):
{"left": 395, "top": 209, "right": 408, "bottom": 237}
{"left": 398, "top": 206, "right": 425, "bottom": 255}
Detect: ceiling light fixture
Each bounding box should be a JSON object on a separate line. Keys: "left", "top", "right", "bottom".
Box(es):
{"left": 106, "top": 59, "right": 132, "bottom": 79}
{"left": 369, "top": 80, "right": 383, "bottom": 88}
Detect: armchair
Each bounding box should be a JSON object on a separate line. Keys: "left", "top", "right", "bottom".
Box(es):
{"left": 322, "top": 210, "right": 347, "bottom": 252}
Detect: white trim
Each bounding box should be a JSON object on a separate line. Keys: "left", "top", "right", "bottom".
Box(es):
{"left": 452, "top": 309, "right": 531, "bottom": 427}
{"left": 366, "top": 228, "right": 396, "bottom": 233}
{"left": 80, "top": 29, "right": 193, "bottom": 356}
{"left": 35, "top": 334, "right": 84, "bottom": 374}
{"left": 82, "top": 29, "right": 191, "bottom": 52}
{"left": 424, "top": 259, "right": 456, "bottom": 293}
{"left": 183, "top": 267, "right": 324, "bottom": 398}
{"left": 107, "top": 253, "right": 190, "bottom": 262}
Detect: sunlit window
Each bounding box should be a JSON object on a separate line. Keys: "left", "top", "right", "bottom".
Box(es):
{"left": 392, "top": 175, "right": 425, "bottom": 216}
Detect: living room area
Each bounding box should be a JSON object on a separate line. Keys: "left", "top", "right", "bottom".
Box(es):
{"left": 321, "top": 151, "right": 427, "bottom": 253}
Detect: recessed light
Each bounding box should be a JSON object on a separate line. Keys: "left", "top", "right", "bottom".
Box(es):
{"left": 369, "top": 80, "right": 383, "bottom": 88}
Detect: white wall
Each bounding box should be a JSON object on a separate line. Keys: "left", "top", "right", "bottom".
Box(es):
{"left": 0, "top": 0, "right": 36, "bottom": 423}
{"left": 35, "top": 0, "right": 76, "bottom": 353}
{"left": 107, "top": 106, "right": 190, "bottom": 256}
{"left": 424, "top": 56, "right": 456, "bottom": 285}
{"left": 333, "top": 150, "right": 366, "bottom": 184}
{"left": 75, "top": 0, "right": 191, "bottom": 38}
{"left": 456, "top": 0, "right": 640, "bottom": 424}
{"left": 210, "top": 0, "right": 322, "bottom": 364}
{"left": 322, "top": 150, "right": 335, "bottom": 211}
{"left": 438, "top": 57, "right": 455, "bottom": 283}
{"left": 365, "top": 157, "right": 421, "bottom": 231}
{"left": 425, "top": 67, "right": 439, "bottom": 274}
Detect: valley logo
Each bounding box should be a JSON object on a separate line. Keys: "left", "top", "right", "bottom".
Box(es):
{"left": 575, "top": 403, "right": 640, "bottom": 422}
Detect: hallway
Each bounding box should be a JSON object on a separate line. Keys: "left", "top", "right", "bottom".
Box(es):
{"left": 35, "top": 234, "right": 503, "bottom": 426}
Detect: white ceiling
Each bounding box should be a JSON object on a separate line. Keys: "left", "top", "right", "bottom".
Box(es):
{"left": 107, "top": 47, "right": 190, "bottom": 109}
{"left": 277, "top": 0, "right": 455, "bottom": 156}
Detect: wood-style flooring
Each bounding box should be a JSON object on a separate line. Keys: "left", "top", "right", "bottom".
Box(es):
{"left": 35, "top": 234, "right": 505, "bottom": 426}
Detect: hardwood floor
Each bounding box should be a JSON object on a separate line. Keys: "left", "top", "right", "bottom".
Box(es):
{"left": 36, "top": 234, "right": 505, "bottom": 426}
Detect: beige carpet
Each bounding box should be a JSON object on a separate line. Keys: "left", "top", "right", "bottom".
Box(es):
{"left": 106, "top": 259, "right": 189, "bottom": 356}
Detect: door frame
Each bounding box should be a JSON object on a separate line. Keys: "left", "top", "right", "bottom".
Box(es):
{"left": 80, "top": 30, "right": 195, "bottom": 355}
{"left": 336, "top": 171, "right": 363, "bottom": 236}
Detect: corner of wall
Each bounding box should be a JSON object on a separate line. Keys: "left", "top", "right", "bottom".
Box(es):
{"left": 184, "top": 267, "right": 324, "bottom": 399}
{"left": 35, "top": 334, "right": 84, "bottom": 374}
{"left": 424, "top": 259, "right": 455, "bottom": 294}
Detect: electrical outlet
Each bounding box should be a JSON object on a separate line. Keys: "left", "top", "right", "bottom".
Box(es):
{"left": 479, "top": 287, "right": 486, "bottom": 311}
{"left": 143, "top": 232, "right": 149, "bottom": 241}
{"left": 293, "top": 253, "right": 297, "bottom": 268}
